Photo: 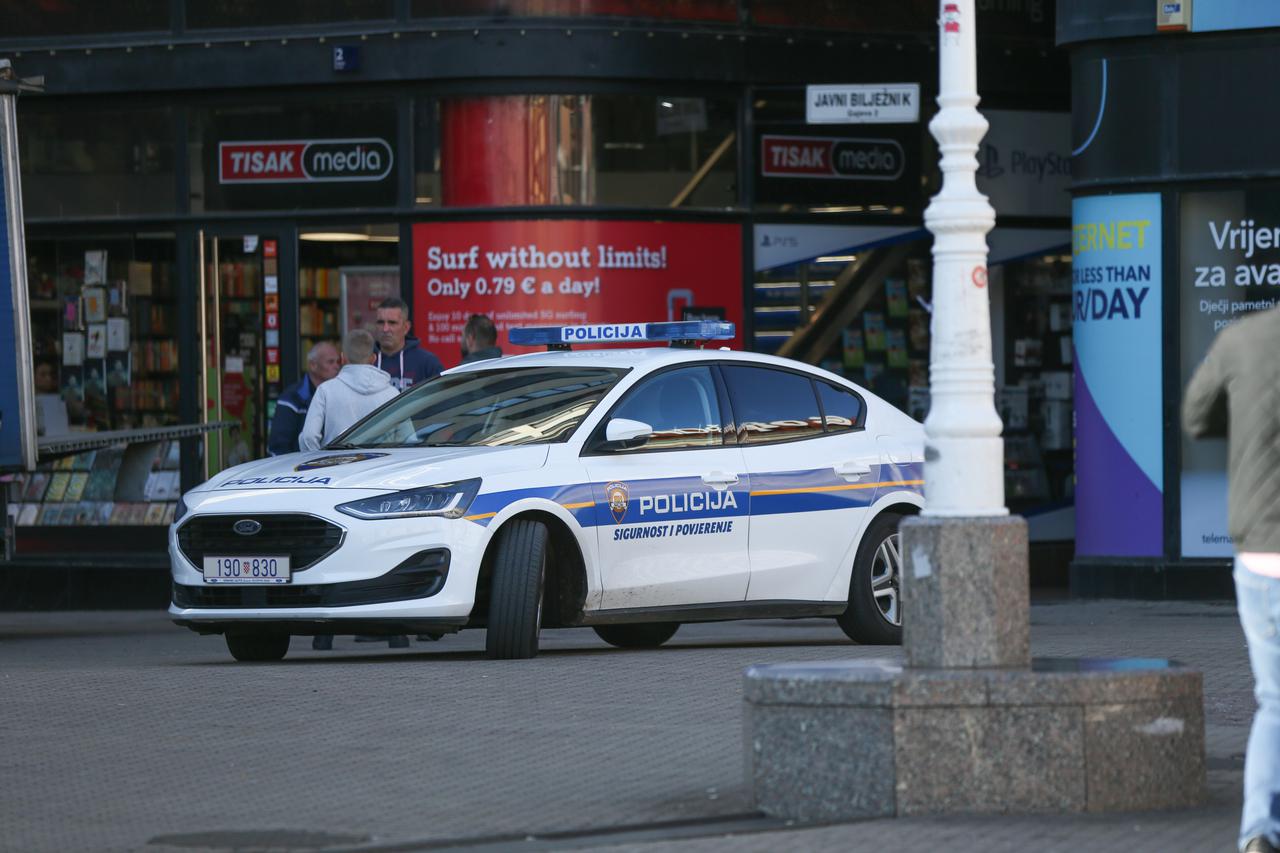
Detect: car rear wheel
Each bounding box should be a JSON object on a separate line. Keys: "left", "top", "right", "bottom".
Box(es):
{"left": 225, "top": 632, "right": 290, "bottom": 662}
{"left": 486, "top": 519, "right": 549, "bottom": 660}
{"left": 837, "top": 512, "right": 904, "bottom": 645}
{"left": 592, "top": 623, "right": 680, "bottom": 649}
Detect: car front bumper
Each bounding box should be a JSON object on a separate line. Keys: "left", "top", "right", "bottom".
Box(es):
{"left": 168, "top": 488, "right": 487, "bottom": 628}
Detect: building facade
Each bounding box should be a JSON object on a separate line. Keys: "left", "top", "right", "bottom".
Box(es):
{"left": 0, "top": 0, "right": 1068, "bottom": 603}
{"left": 1060, "top": 0, "right": 1280, "bottom": 597}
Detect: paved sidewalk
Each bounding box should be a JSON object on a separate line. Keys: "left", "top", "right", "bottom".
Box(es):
{"left": 0, "top": 598, "right": 1252, "bottom": 853}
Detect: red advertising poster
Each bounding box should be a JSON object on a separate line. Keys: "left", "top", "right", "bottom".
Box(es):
{"left": 412, "top": 220, "right": 742, "bottom": 368}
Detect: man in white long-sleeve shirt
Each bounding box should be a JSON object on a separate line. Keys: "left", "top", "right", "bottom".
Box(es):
{"left": 300, "top": 328, "right": 402, "bottom": 651}
{"left": 299, "top": 328, "right": 398, "bottom": 452}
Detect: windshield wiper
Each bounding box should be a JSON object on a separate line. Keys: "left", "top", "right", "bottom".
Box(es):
{"left": 324, "top": 442, "right": 361, "bottom": 450}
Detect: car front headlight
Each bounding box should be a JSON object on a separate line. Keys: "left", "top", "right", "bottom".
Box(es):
{"left": 335, "top": 479, "right": 481, "bottom": 521}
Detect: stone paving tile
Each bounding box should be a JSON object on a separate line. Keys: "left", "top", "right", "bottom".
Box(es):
{"left": 0, "top": 599, "right": 1254, "bottom": 853}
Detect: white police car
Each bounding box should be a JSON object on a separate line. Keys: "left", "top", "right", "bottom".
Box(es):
{"left": 170, "top": 321, "right": 924, "bottom": 662}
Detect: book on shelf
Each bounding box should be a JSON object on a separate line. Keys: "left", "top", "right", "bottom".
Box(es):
{"left": 144, "top": 503, "right": 168, "bottom": 525}
{"left": 72, "top": 503, "right": 94, "bottom": 525}
{"left": 45, "top": 472, "right": 71, "bottom": 502}
{"left": 85, "top": 469, "right": 117, "bottom": 501}
{"left": 64, "top": 472, "right": 89, "bottom": 502}
{"left": 17, "top": 503, "right": 39, "bottom": 527}
{"left": 23, "top": 473, "right": 49, "bottom": 502}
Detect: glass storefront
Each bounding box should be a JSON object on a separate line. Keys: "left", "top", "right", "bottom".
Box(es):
{"left": 189, "top": 99, "right": 400, "bottom": 213}
{"left": 19, "top": 105, "right": 175, "bottom": 219}
{"left": 186, "top": 0, "right": 395, "bottom": 28}
{"left": 13, "top": 232, "right": 182, "bottom": 529}
{"left": 0, "top": 1, "right": 169, "bottom": 38}
{"left": 409, "top": 0, "right": 738, "bottom": 21}
{"left": 436, "top": 94, "right": 738, "bottom": 208}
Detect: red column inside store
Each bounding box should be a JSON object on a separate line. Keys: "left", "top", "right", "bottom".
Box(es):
{"left": 440, "top": 97, "right": 550, "bottom": 206}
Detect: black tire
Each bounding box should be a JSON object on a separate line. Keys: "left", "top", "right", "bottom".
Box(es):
{"left": 837, "top": 512, "right": 904, "bottom": 645}
{"left": 485, "top": 519, "right": 549, "bottom": 660}
{"left": 225, "top": 632, "right": 290, "bottom": 662}
{"left": 592, "top": 623, "right": 680, "bottom": 649}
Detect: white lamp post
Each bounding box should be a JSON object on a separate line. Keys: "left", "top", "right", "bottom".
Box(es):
{"left": 922, "top": 0, "right": 1006, "bottom": 518}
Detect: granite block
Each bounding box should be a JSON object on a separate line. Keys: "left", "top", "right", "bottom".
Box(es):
{"left": 745, "top": 658, "right": 1205, "bottom": 820}
{"left": 902, "top": 515, "right": 1030, "bottom": 669}
{"left": 1083, "top": 698, "right": 1206, "bottom": 811}
{"left": 891, "top": 668, "right": 990, "bottom": 707}
{"left": 894, "top": 704, "right": 1086, "bottom": 815}
{"left": 986, "top": 665, "right": 1203, "bottom": 708}
{"left": 746, "top": 703, "right": 896, "bottom": 820}
{"left": 744, "top": 661, "right": 900, "bottom": 707}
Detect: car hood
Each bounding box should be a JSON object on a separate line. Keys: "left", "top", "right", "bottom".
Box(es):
{"left": 196, "top": 446, "right": 551, "bottom": 493}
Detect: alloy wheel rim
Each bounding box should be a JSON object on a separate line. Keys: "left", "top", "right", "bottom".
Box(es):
{"left": 870, "top": 532, "right": 902, "bottom": 627}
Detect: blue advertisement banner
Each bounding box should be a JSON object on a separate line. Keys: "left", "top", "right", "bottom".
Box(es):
{"left": 0, "top": 93, "right": 34, "bottom": 472}
{"left": 1193, "top": 1, "right": 1280, "bottom": 33}
{"left": 0, "top": 117, "right": 19, "bottom": 467}
{"left": 1072, "top": 193, "right": 1163, "bottom": 557}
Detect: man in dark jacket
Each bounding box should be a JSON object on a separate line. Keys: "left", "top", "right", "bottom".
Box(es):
{"left": 374, "top": 297, "right": 442, "bottom": 391}
{"left": 267, "top": 341, "right": 339, "bottom": 456}
{"left": 1183, "top": 305, "right": 1280, "bottom": 853}
{"left": 461, "top": 313, "right": 503, "bottom": 363}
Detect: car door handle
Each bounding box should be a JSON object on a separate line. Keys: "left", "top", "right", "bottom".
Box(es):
{"left": 701, "top": 471, "right": 740, "bottom": 490}
{"left": 834, "top": 461, "right": 872, "bottom": 481}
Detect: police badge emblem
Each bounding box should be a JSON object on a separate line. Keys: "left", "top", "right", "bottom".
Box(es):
{"left": 606, "top": 481, "right": 630, "bottom": 524}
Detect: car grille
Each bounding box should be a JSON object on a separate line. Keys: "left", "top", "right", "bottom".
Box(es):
{"left": 173, "top": 549, "right": 450, "bottom": 609}
{"left": 177, "top": 513, "right": 344, "bottom": 572}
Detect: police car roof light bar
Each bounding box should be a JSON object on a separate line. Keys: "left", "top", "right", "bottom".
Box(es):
{"left": 509, "top": 321, "right": 735, "bottom": 351}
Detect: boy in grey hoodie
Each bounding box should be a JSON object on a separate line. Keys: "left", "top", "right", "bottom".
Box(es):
{"left": 299, "top": 328, "right": 399, "bottom": 452}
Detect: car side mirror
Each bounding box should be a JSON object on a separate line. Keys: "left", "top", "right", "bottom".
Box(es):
{"left": 605, "top": 417, "right": 652, "bottom": 448}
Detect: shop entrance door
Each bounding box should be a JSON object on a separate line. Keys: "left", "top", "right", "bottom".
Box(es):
{"left": 198, "top": 230, "right": 293, "bottom": 479}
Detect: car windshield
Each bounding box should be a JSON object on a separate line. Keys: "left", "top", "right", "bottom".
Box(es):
{"left": 333, "top": 366, "right": 627, "bottom": 448}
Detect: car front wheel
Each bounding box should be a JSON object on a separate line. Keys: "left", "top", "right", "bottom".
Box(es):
{"left": 485, "top": 518, "right": 549, "bottom": 660}
{"left": 225, "top": 632, "right": 290, "bottom": 662}
{"left": 837, "top": 512, "right": 904, "bottom": 645}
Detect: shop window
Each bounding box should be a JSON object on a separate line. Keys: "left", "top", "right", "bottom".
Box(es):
{"left": 0, "top": 0, "right": 168, "bottom": 39}
{"left": 296, "top": 225, "right": 401, "bottom": 363}
{"left": 997, "top": 253, "right": 1073, "bottom": 511}
{"left": 19, "top": 105, "right": 175, "bottom": 219}
{"left": 748, "top": 0, "right": 931, "bottom": 30}
{"left": 750, "top": 226, "right": 933, "bottom": 421}
{"left": 414, "top": 98, "right": 440, "bottom": 208}
{"left": 410, "top": 0, "right": 736, "bottom": 21}
{"left": 186, "top": 0, "right": 394, "bottom": 28}
{"left": 12, "top": 234, "right": 181, "bottom": 528}
{"left": 189, "top": 100, "right": 398, "bottom": 212}
{"left": 752, "top": 86, "right": 926, "bottom": 215}
{"left": 436, "top": 94, "right": 737, "bottom": 208}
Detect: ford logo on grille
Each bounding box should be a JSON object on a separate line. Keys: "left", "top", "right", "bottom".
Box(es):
{"left": 233, "top": 519, "right": 263, "bottom": 536}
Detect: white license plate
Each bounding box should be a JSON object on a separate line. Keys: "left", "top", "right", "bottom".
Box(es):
{"left": 202, "top": 556, "right": 291, "bottom": 585}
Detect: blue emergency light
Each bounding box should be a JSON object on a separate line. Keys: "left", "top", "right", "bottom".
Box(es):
{"left": 509, "top": 321, "right": 735, "bottom": 350}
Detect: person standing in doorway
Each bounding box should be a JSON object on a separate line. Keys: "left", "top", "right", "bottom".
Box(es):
{"left": 268, "top": 341, "right": 340, "bottom": 456}
{"left": 1183, "top": 305, "right": 1280, "bottom": 853}
{"left": 461, "top": 313, "right": 503, "bottom": 363}
{"left": 374, "top": 297, "right": 442, "bottom": 391}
